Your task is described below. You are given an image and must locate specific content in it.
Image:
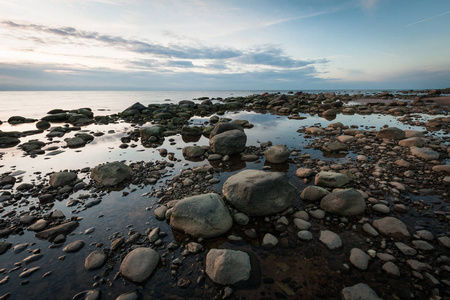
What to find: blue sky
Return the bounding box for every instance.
[0,0,449,90]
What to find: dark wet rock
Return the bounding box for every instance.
[410,147,439,160]
[36,120,51,130]
[13,243,28,254]
[319,230,342,249]
[8,116,26,124]
[170,193,232,238]
[182,146,205,158]
[209,130,247,155]
[315,171,350,188]
[91,161,134,187]
[72,289,101,300]
[206,249,251,285]
[0,136,20,148]
[341,283,381,300]
[63,240,85,253]
[38,194,54,203]
[66,137,86,148]
[382,262,400,277]
[264,144,290,163]
[41,113,69,122]
[323,141,348,152]
[376,127,405,140]
[179,100,195,108]
[120,247,159,283]
[49,172,77,188]
[35,221,79,241]
[84,250,107,270]
[0,176,16,187]
[16,183,33,190]
[111,237,125,252]
[27,219,48,231]
[0,242,11,255]
[19,215,36,225]
[20,140,46,153]
[181,126,202,136]
[223,169,295,216]
[140,126,164,140]
[372,217,410,237]
[300,186,330,201]
[23,253,43,264]
[320,188,366,216]
[209,122,244,138]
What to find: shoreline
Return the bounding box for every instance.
[0,91,449,299]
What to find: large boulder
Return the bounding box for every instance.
[49,172,77,188]
[170,193,232,238]
[91,161,134,187]
[376,127,405,140]
[315,172,350,188]
[209,130,247,155]
[206,249,251,285]
[264,144,290,163]
[209,123,244,138]
[223,170,296,216]
[320,188,366,216]
[120,247,159,283]
[140,126,164,140]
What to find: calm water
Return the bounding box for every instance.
[0,89,406,121]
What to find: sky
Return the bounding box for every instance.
[0,0,449,91]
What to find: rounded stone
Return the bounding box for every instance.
[315,171,350,188]
[264,144,290,163]
[63,240,85,253]
[320,188,366,216]
[120,248,160,283]
[206,249,251,285]
[85,251,107,270]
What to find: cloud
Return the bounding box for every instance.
[360,0,379,11]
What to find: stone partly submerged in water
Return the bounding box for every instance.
[120,247,160,283]
[320,188,366,216]
[49,171,77,188]
[90,161,134,187]
[209,129,247,155]
[341,283,382,300]
[170,193,233,238]
[264,144,290,163]
[315,171,350,188]
[206,249,251,285]
[376,127,405,140]
[223,169,296,216]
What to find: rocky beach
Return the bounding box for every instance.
[0,90,449,300]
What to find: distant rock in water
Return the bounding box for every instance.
[91,161,134,187]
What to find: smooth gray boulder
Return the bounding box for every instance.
[410,147,439,160]
[342,283,381,300]
[209,129,247,155]
[120,247,159,283]
[49,172,77,188]
[170,193,232,238]
[91,161,134,186]
[63,240,85,253]
[209,123,244,138]
[264,144,290,163]
[373,217,410,237]
[223,170,296,216]
[182,146,206,158]
[320,188,366,216]
[376,127,405,140]
[319,230,342,249]
[350,248,370,270]
[140,126,164,140]
[315,171,350,188]
[206,249,251,285]
[85,250,107,270]
[301,186,330,202]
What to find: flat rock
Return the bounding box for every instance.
[320,188,366,216]
[395,242,417,256]
[223,169,295,216]
[432,165,450,173]
[410,147,439,160]
[206,249,251,285]
[49,172,77,188]
[398,137,425,147]
[27,219,48,231]
[295,168,313,178]
[342,283,381,300]
[373,217,410,237]
[63,240,85,253]
[382,262,400,277]
[85,250,107,270]
[337,135,356,143]
[35,221,79,241]
[120,247,159,283]
[376,127,405,140]
[170,193,232,238]
[315,171,350,188]
[319,230,342,249]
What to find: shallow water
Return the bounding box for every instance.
[0,92,449,299]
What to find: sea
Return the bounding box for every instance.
[0,89,399,121]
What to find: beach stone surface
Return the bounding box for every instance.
[209,130,247,155]
[320,188,366,216]
[120,248,160,283]
[376,127,405,140]
[170,193,232,238]
[206,249,251,285]
[410,147,439,160]
[91,161,134,186]
[373,217,410,237]
[300,186,330,201]
[350,248,370,270]
[63,240,85,253]
[49,172,77,188]
[223,169,296,216]
[85,250,107,270]
[264,144,290,163]
[319,230,342,249]
[315,171,350,188]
